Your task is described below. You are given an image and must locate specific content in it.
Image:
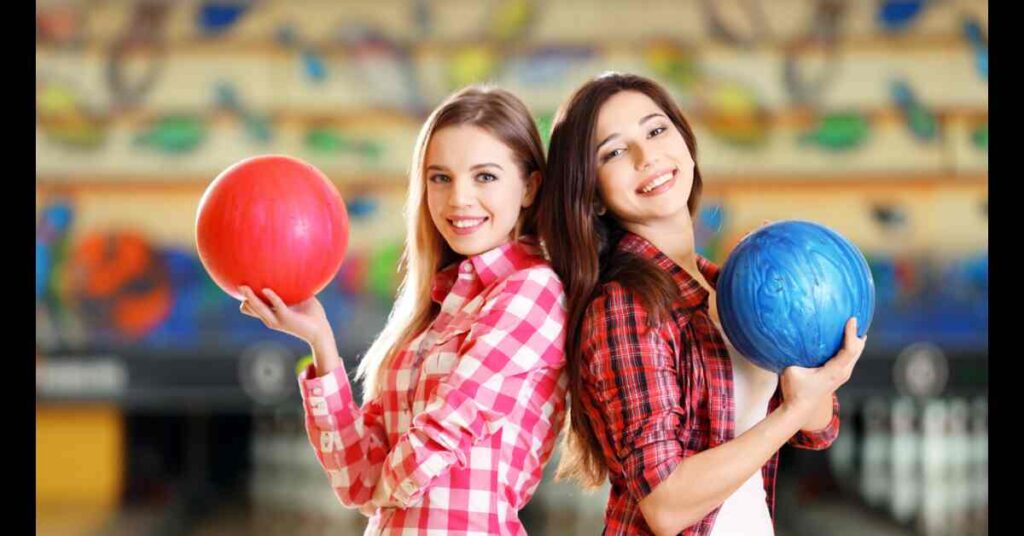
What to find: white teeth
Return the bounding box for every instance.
[640,172,674,193]
[451,218,485,228]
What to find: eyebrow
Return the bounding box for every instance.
[595,113,669,152]
[425,163,504,172]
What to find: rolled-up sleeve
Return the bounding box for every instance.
[582,283,696,501]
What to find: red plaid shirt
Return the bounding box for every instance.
[297,237,568,535]
[580,232,840,536]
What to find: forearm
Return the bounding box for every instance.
[641,404,807,535]
[298,346,388,507]
[309,331,342,377]
[304,410,386,507]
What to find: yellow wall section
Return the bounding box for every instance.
[36,404,124,507]
[719,182,987,257]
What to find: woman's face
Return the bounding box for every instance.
[593,90,695,227]
[425,124,539,257]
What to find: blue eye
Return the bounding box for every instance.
[649,126,667,138]
[476,173,498,183]
[429,174,451,184]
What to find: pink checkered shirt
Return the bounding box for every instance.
[297,236,568,535]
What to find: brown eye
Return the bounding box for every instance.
[602,148,625,162]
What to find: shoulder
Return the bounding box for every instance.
[488,261,563,301]
[481,262,565,318]
[511,262,563,291]
[582,281,657,356]
[584,280,651,327]
[583,278,693,347]
[580,281,678,384]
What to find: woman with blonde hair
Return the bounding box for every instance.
[239,86,567,535]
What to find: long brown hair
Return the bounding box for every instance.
[537,72,704,488]
[357,85,546,399]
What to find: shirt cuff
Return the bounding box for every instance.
[622,428,690,501]
[633,454,683,501]
[297,361,357,431]
[378,433,447,508]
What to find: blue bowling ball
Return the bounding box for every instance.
[716,220,875,372]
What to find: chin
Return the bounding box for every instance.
[444,240,474,256]
[443,235,484,257]
[640,196,689,218]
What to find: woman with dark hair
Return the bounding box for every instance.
[537,72,865,536]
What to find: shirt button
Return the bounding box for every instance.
[462,264,472,273]
[312,387,322,396]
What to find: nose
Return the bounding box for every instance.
[633,140,656,171]
[448,175,474,207]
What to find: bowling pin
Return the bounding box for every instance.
[947,398,971,535]
[860,396,892,509]
[889,396,920,524]
[919,398,949,536]
[969,397,988,536]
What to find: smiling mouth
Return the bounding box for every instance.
[637,169,677,195]
[447,217,488,234]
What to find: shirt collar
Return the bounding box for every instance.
[430,236,544,304]
[616,231,720,306]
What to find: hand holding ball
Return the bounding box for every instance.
[716,220,874,373]
[195,155,349,306]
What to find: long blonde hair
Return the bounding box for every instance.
[356,86,547,399]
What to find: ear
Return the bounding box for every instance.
[521,171,542,208]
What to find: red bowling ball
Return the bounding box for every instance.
[196,155,349,306]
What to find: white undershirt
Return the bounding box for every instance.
[708,293,778,536]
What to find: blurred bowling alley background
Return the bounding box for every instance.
[36,1,988,535]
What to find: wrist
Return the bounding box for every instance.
[778,400,814,433]
[800,395,835,432]
[308,329,336,353]
[308,331,341,377]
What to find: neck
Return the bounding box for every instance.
[621,210,700,275]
